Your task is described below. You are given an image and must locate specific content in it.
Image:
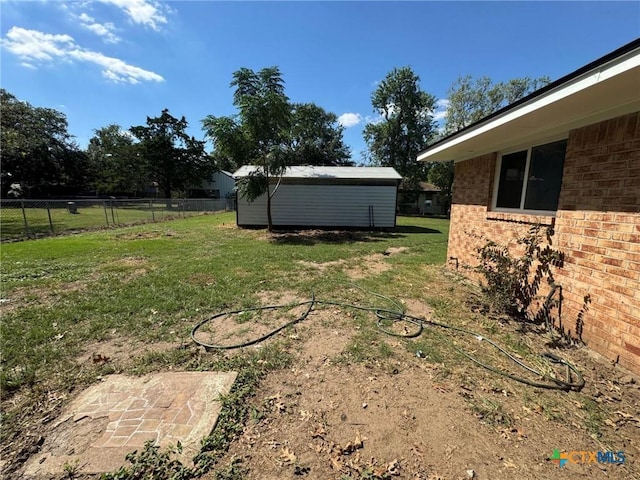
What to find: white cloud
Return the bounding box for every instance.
[77,12,120,43]
[431,98,450,122]
[364,114,384,125]
[99,0,169,30]
[1,28,74,61]
[1,26,164,84]
[20,62,37,69]
[338,112,363,128]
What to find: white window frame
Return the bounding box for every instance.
[491,136,567,216]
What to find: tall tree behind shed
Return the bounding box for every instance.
[289,103,352,166]
[363,66,437,191]
[130,109,209,205]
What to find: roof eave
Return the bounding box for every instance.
[418,38,640,163]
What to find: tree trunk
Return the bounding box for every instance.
[267,187,273,232]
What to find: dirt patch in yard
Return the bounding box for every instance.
[77,338,183,368]
[114,230,178,240]
[0,277,97,315]
[209,301,640,480]
[270,230,391,245]
[298,247,409,280]
[192,294,313,350]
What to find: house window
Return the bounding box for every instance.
[494,139,567,213]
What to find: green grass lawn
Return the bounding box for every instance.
[3,213,637,480]
[0,203,206,241]
[0,213,449,394]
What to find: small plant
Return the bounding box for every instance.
[475,225,564,319]
[63,459,80,479]
[100,441,191,480]
[470,396,512,426]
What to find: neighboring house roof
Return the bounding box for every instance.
[233,165,402,180]
[418,182,441,192]
[399,180,441,192]
[418,38,640,163]
[217,170,234,178]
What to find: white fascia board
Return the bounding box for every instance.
[417,48,640,162]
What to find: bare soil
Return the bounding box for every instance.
[206,302,640,480]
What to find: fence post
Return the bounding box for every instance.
[46,201,54,233]
[150,199,155,222]
[110,201,116,225]
[21,200,30,238]
[103,201,110,226]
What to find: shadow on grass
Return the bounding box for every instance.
[269,225,440,245]
[394,225,441,234]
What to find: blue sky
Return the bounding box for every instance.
[1,1,638,162]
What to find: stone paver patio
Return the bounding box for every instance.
[23,371,237,477]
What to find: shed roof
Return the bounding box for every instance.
[233,166,402,180]
[417,38,640,163]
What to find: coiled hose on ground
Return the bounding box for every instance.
[191,289,584,392]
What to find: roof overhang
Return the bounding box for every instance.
[233,165,402,181]
[418,40,640,163]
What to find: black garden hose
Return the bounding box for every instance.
[191,289,584,391]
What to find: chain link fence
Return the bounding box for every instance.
[0,198,235,241]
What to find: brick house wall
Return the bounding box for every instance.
[447,112,640,374]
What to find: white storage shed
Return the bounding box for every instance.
[233,166,402,229]
[189,170,236,199]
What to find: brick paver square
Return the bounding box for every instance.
[24,371,237,477]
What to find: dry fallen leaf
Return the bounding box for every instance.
[387,458,401,475]
[310,426,326,438]
[299,409,312,421]
[330,456,344,471]
[280,447,296,465]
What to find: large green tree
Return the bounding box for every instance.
[443,75,550,134]
[289,103,352,166]
[203,67,292,231]
[1,89,88,196]
[428,75,551,210]
[363,67,437,190]
[87,124,146,196]
[202,79,353,175]
[130,109,209,203]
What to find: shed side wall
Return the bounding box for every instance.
[446,111,640,374]
[237,184,397,228]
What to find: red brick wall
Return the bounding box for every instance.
[554,112,640,373]
[447,112,640,374]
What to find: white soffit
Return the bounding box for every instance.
[418,46,640,163]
